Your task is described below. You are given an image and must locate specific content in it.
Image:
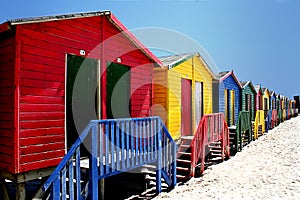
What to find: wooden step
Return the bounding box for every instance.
[181,136,194,141]
[211,153,222,157]
[180,144,190,148]
[210,149,221,153]
[176,167,190,172]
[177,159,191,164]
[176,174,188,179]
[177,151,191,156]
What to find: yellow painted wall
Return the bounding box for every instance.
[167,70,181,140]
[153,54,214,140]
[170,55,213,137]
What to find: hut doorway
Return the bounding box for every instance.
[181,78,192,136]
[224,89,230,125]
[195,81,203,127]
[230,90,235,126]
[106,62,131,119]
[66,54,100,150]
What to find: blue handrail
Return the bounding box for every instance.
[43,116,177,199]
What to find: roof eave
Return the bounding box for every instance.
[109,13,163,67]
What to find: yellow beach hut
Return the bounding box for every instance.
[153,52,217,140]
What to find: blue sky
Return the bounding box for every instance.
[0,0,299,98]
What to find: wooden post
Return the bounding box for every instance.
[0,178,9,200]
[99,179,105,200]
[16,182,26,200]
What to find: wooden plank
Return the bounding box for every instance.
[19,157,63,172]
[20,127,64,138]
[20,104,64,112]
[20,112,64,120]
[20,150,65,164]
[20,134,65,146]
[20,87,64,97]
[20,142,65,154]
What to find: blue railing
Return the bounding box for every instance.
[42,117,177,200]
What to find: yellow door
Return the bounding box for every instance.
[231,90,235,126]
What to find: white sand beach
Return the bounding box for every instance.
[154,116,300,200]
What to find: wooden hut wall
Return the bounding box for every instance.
[0,14,156,174]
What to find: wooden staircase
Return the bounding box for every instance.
[176,136,193,180]
[229,126,239,155]
[205,141,223,168]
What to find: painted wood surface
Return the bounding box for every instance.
[153,53,214,140]
[181,78,192,136]
[0,31,15,173]
[241,81,256,121]
[0,13,157,174]
[218,71,241,126]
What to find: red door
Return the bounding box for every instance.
[181,78,192,136]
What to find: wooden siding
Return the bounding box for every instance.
[153,68,168,124]
[241,84,256,121]
[192,56,213,116]
[167,70,181,140]
[0,32,16,173]
[219,74,240,126]
[1,15,156,174]
[263,89,270,111]
[152,55,214,140]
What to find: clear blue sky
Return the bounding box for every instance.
[1,0,299,99]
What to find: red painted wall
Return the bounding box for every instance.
[0,14,155,174]
[0,31,16,173]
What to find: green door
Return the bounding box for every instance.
[106,62,130,119]
[66,54,99,149]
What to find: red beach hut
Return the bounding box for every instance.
[0,11,161,182]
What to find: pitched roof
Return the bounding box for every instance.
[159,52,217,79]
[217,70,242,89]
[254,84,262,93]
[240,81,257,94]
[216,71,230,80]
[159,52,195,67]
[0,11,163,66]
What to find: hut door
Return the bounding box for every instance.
[230,90,235,126]
[195,81,203,127]
[224,89,230,125]
[181,79,192,136]
[66,55,100,150]
[106,63,130,119]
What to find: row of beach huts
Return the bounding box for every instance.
[0,11,299,199]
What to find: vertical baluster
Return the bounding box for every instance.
[131,120,135,167]
[154,118,157,160]
[143,120,147,163]
[61,166,67,199]
[68,158,74,200]
[147,119,150,162]
[171,133,177,187]
[135,120,139,165]
[99,123,104,177]
[105,122,109,174]
[139,120,143,165]
[111,121,115,172]
[89,122,99,200]
[156,119,162,193]
[75,148,81,200]
[149,118,153,161]
[52,177,61,200]
[121,121,125,170]
[116,121,120,171]
[126,121,130,168]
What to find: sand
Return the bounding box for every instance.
[154,116,300,200]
